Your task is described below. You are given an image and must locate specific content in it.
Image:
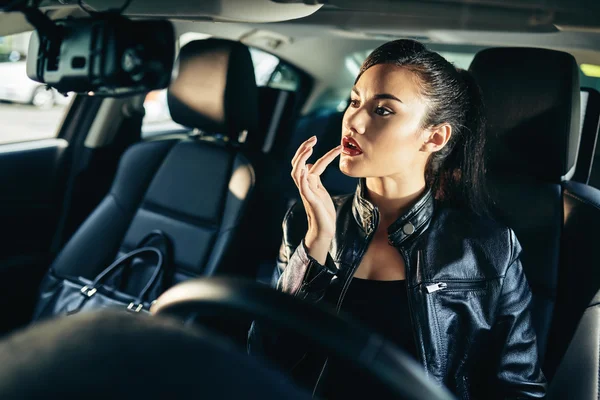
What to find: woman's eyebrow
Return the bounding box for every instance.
[351,87,403,104]
[373,93,403,104]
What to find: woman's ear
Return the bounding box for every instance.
[421,123,452,153]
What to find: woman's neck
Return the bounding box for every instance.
[365,176,427,225]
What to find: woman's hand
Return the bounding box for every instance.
[291,136,342,264]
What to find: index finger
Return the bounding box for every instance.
[309,145,343,176]
[291,136,317,166]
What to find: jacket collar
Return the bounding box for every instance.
[352,178,435,246]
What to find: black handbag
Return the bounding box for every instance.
[33,231,173,321]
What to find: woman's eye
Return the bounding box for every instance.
[375,107,392,116]
[350,99,360,107]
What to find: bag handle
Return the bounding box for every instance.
[80,247,164,312]
[136,230,170,249]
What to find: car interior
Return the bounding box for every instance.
[0,0,600,398]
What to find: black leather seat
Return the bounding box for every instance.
[235,87,302,282]
[470,48,600,381]
[547,289,600,400]
[37,39,260,302]
[546,179,600,382]
[577,87,600,186]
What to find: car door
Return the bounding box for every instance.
[0,31,101,334]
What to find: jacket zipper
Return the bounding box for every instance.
[425,280,487,293]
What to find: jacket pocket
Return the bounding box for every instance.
[423,280,488,294]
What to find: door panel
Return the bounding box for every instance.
[0,139,68,254]
[0,139,70,333]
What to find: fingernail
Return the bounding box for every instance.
[309,136,317,141]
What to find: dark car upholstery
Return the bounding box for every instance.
[577,87,600,185]
[547,288,600,400]
[469,47,600,382]
[37,39,261,307]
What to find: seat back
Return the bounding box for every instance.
[471,48,600,382]
[578,87,600,186]
[47,39,260,288]
[469,47,581,366]
[547,289,600,400]
[545,178,600,380]
[239,87,303,281]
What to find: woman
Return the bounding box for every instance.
[248,40,546,399]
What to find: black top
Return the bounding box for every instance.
[322,278,417,399]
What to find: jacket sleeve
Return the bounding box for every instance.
[493,232,547,399]
[247,201,337,370]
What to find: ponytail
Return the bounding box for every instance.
[438,68,489,216]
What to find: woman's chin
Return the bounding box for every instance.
[339,159,363,178]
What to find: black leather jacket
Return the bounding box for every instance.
[249,179,547,399]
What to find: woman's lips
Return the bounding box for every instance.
[342,137,363,156]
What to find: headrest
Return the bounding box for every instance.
[469,48,581,182]
[167,39,259,141]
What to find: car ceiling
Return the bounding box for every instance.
[1,0,599,92]
[172,20,600,86]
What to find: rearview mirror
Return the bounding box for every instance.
[26,17,175,96]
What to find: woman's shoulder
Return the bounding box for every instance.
[432,205,520,264]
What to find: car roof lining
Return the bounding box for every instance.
[172,20,600,82]
[1,1,599,100]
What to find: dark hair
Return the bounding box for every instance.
[357,40,489,216]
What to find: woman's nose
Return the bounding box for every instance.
[343,106,367,135]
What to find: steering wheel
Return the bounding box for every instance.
[150,277,455,400]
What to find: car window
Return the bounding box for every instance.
[580,64,600,92]
[141,42,301,138]
[309,48,600,114]
[0,32,74,145]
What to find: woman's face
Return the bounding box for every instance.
[340,63,432,180]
